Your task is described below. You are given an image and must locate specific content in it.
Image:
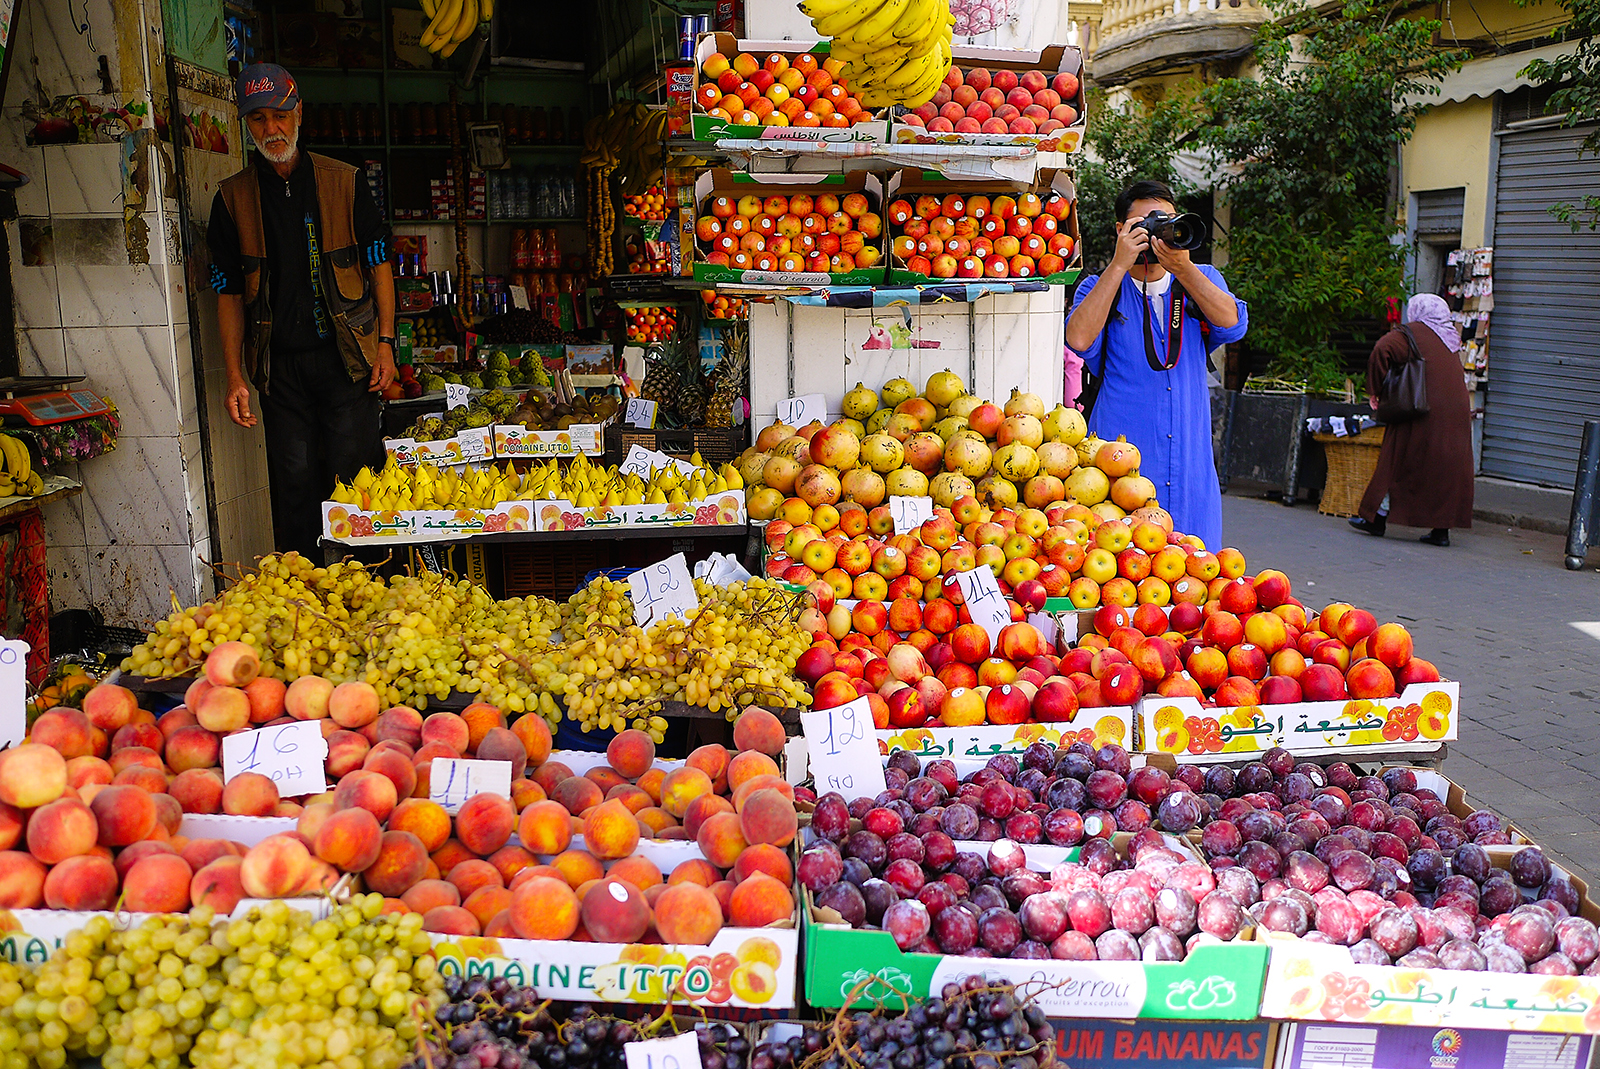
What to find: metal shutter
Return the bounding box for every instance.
[1481,123,1600,486]
[1415,188,1466,234]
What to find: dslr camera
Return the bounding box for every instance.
[1131,210,1206,256]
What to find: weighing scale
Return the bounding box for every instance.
[0,377,110,426]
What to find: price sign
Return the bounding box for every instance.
[775,393,826,428]
[429,758,514,815]
[457,427,491,463]
[800,696,887,800]
[625,399,659,428]
[628,553,698,627]
[620,444,673,480]
[953,565,1013,647]
[509,285,530,311]
[888,495,934,534]
[624,1031,702,1069]
[0,640,27,748]
[445,383,471,410]
[221,721,328,798]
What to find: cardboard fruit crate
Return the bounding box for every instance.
[690,33,889,143]
[882,168,1081,286]
[891,43,1086,153]
[685,169,886,286]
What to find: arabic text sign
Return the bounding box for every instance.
[1284,1022,1591,1069]
[952,566,1012,646]
[624,1031,702,1069]
[775,393,826,428]
[800,697,887,800]
[429,758,514,815]
[445,382,471,410]
[628,553,698,626]
[888,495,933,534]
[220,721,328,797]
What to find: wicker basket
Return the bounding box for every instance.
[1315,427,1386,517]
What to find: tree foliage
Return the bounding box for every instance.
[1519,0,1600,229]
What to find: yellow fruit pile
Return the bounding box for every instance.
[802,0,955,108]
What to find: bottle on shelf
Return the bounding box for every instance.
[568,107,584,145]
[549,108,565,145]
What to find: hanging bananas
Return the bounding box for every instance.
[800,0,954,108]
[0,434,40,498]
[418,0,486,56]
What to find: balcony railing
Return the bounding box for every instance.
[1089,0,1269,82]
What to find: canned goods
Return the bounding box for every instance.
[678,14,697,60]
[694,14,712,37]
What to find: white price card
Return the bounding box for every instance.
[625,399,659,428]
[888,495,934,534]
[800,696,887,800]
[445,382,471,410]
[509,285,530,311]
[221,721,329,798]
[628,553,699,627]
[429,758,514,815]
[953,565,1013,647]
[624,1031,702,1069]
[0,640,27,748]
[775,393,826,428]
[457,426,492,464]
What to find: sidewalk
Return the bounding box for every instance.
[1221,490,1600,884]
[1473,475,1573,537]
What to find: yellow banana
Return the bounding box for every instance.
[451,0,478,42]
[423,0,461,49]
[814,0,887,38]
[481,0,493,17]
[838,0,911,49]
[800,0,856,17]
[883,47,938,89]
[890,0,937,38]
[0,436,27,483]
[420,0,437,15]
[847,43,912,79]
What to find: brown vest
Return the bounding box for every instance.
[218,153,380,391]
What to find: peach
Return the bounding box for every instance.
[726,750,780,793]
[1370,622,1413,670]
[582,800,641,860]
[654,883,723,944]
[26,797,97,863]
[110,745,163,774]
[314,806,383,872]
[670,859,722,887]
[422,905,481,936]
[30,708,96,759]
[124,853,192,912]
[196,686,252,733]
[456,793,516,855]
[476,728,527,772]
[364,830,429,896]
[605,729,656,779]
[0,852,46,907]
[508,876,580,939]
[551,849,604,888]
[324,730,371,777]
[243,676,286,723]
[483,910,515,937]
[272,800,303,818]
[581,877,651,943]
[374,706,424,748]
[113,765,169,794]
[463,885,513,930]
[733,844,793,885]
[362,746,418,799]
[487,844,536,884]
[518,800,575,855]
[223,772,280,817]
[685,746,731,793]
[170,768,224,813]
[1346,658,1397,699]
[151,792,183,835]
[738,789,798,848]
[286,675,334,720]
[90,784,159,847]
[240,834,315,898]
[585,766,629,794]
[728,871,794,927]
[608,855,663,890]
[733,774,796,811]
[297,801,335,842]
[607,784,654,813]
[329,681,381,729]
[420,712,470,754]
[332,769,397,822]
[447,858,504,900]
[552,776,605,815]
[82,683,139,732]
[115,840,175,879]
[204,641,260,687]
[636,767,667,802]
[111,724,164,754]
[683,793,736,838]
[401,878,461,913]
[379,801,445,856]
[189,856,245,914]
[0,804,22,852]
[156,706,198,740]
[732,707,786,756]
[509,714,553,767]
[532,761,574,796]
[510,864,562,890]
[659,767,714,818]
[165,725,220,772]
[65,755,113,790]
[636,807,677,835]
[44,853,119,911]
[460,703,506,752]
[511,778,547,810]
[696,811,749,870]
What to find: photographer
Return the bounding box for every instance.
[1065,179,1248,551]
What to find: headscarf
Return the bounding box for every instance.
[1405,293,1460,352]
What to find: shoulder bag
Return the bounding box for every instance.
[1376,325,1430,424]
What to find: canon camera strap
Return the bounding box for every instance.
[1141,279,1187,372]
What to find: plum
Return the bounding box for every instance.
[1329,850,1377,892]
[1200,821,1244,859]
[971,883,1009,913]
[1051,930,1098,960]
[1080,837,1118,876]
[951,852,987,884]
[977,907,1023,956]
[1315,897,1366,946]
[1544,876,1582,916]
[923,831,956,872]
[931,906,979,953]
[1484,942,1526,972]
[885,832,925,866]
[918,881,958,917]
[1369,907,1418,957]
[1279,772,1315,805]
[940,803,981,840]
[799,845,845,892]
[860,879,899,924]
[1017,768,1050,798]
[1259,897,1310,936]
[816,882,867,927]
[884,768,911,792]
[1005,810,1043,844]
[1556,916,1600,967]
[882,858,925,899]
[1157,792,1203,834]
[1380,768,1417,794]
[1310,793,1350,826]
[1284,851,1330,894]
[1504,909,1557,962]
[1046,778,1087,812]
[1198,892,1246,940]
[1019,891,1070,943]
[1085,770,1128,809]
[909,811,942,837]
[887,750,921,778]
[1215,866,1261,907]
[1140,926,1185,961]
[1348,939,1392,967]
[1368,831,1408,863]
[1531,952,1577,975]
[1111,888,1156,935]
[844,830,888,870]
[975,817,1005,841]
[1155,886,1198,936]
[842,858,873,887]
[1238,841,1284,883]
[1065,889,1112,938]
[1407,848,1448,890]
[986,754,1020,780]
[987,839,1027,878]
[1461,809,1503,838]
[1002,870,1048,906]
[883,899,931,950]
[1055,752,1095,782]
[1262,747,1294,778]
[1437,874,1480,900]
[1095,744,1132,776]
[1044,808,1086,847]
[1113,800,1153,834]
[1021,741,1055,773]
[1204,765,1236,797]
[812,793,851,841]
[1128,766,1172,806]
[1478,877,1518,917]
[1083,811,1117,840]
[905,777,949,811]
[1095,929,1141,960]
[978,781,1016,820]
[1051,862,1098,892]
[1450,841,1492,884]
[1396,948,1443,968]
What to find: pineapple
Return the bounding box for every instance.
[671,333,707,424]
[704,322,746,428]
[638,345,680,408]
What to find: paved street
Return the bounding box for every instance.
[1220,492,1600,885]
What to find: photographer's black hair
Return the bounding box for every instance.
[1114,180,1177,223]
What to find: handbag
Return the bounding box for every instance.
[1376,325,1430,424]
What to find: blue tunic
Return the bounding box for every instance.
[1069,266,1248,551]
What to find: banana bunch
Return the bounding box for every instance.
[0,434,40,498]
[800,0,955,108]
[418,0,492,58]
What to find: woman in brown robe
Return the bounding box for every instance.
[1349,293,1475,546]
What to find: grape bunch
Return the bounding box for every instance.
[816,980,1053,1069]
[409,983,645,1069]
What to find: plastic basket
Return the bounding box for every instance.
[577,567,638,594]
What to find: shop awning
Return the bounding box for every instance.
[1410,42,1572,106]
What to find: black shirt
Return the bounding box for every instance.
[208,152,390,356]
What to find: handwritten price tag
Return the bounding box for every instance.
[628,553,699,627]
[0,640,27,748]
[953,566,1013,647]
[509,285,530,311]
[775,393,826,428]
[800,696,887,800]
[625,399,658,428]
[429,758,514,815]
[445,382,471,410]
[457,427,491,463]
[620,444,673,479]
[221,721,328,798]
[888,495,934,534]
[624,1031,702,1069]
